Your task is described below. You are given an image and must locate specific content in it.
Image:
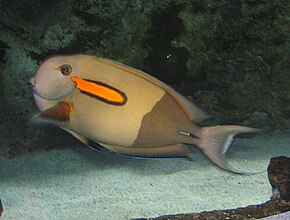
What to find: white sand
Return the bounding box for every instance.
[1,131,289,220]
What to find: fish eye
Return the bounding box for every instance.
[60,64,72,76]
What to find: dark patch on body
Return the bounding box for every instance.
[133,93,194,147]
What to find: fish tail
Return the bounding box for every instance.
[189,125,259,174]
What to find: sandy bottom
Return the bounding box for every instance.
[1,131,289,220]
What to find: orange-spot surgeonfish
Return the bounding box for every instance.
[30,54,259,173]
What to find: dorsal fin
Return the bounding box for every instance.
[96,58,212,122]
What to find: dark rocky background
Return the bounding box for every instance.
[0,0,289,157]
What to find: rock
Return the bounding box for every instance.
[134,200,290,220]
[0,199,3,217]
[267,156,290,201]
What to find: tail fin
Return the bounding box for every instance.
[193,125,259,174]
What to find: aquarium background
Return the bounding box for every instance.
[0,0,289,219]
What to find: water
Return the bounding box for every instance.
[0,1,289,219]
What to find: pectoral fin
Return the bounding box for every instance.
[31,101,73,127]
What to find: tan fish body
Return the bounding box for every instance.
[30,54,258,173]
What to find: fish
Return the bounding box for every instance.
[29,54,259,173]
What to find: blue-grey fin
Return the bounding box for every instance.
[31,101,71,127]
[66,129,108,152]
[87,141,108,152]
[98,143,192,159]
[65,129,89,144]
[112,152,193,161]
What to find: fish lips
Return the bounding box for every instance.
[29,79,76,101]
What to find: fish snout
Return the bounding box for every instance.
[28,77,36,88]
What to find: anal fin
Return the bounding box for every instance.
[100,143,191,159]
[66,129,108,152]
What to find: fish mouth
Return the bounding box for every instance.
[32,81,76,101]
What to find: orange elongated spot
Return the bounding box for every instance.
[71,76,127,106]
